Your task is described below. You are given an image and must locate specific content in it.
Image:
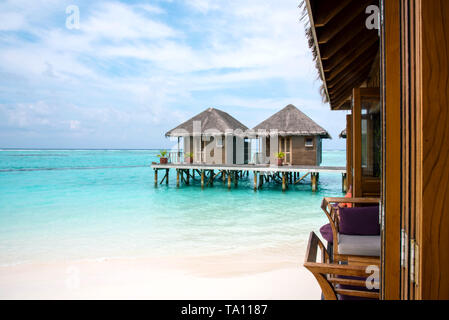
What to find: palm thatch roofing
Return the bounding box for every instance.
[165,108,248,137]
[253,104,331,139]
[340,128,347,139]
[301,0,379,110]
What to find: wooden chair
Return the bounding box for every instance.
[321,197,381,265]
[304,232,380,300]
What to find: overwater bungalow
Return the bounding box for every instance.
[165,108,250,165]
[253,104,330,166]
[302,0,449,300]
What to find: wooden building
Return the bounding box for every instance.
[253,105,330,166]
[303,0,449,300]
[165,108,250,165]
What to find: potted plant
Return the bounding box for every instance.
[185,152,194,164]
[275,152,285,166]
[157,150,168,164]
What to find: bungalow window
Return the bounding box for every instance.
[305,138,314,148]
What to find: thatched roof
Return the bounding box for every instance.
[253,104,331,139]
[165,108,248,137]
[340,129,347,139]
[302,0,379,110]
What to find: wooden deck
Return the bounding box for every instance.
[151,163,347,192]
[151,163,345,173]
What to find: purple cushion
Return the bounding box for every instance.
[339,206,380,236]
[320,224,334,244]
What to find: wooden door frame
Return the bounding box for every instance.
[381,0,402,300]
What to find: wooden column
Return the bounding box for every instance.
[311,173,317,192]
[201,170,205,188]
[186,170,190,185]
[346,114,353,191]
[382,0,401,300]
[176,169,180,187]
[253,172,258,191]
[210,170,214,187]
[342,173,348,193]
[154,169,158,186]
[352,88,362,197]
[228,171,232,189]
[222,171,226,184]
[282,172,286,192]
[234,171,238,187]
[166,169,169,185]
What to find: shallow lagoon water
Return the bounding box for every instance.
[0,150,345,267]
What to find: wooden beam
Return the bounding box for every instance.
[320,28,366,60]
[316,0,372,44]
[254,171,258,191]
[311,173,317,192]
[352,88,362,198]
[324,35,379,73]
[201,170,205,188]
[294,172,311,185]
[314,0,353,27]
[346,114,353,193]
[326,42,379,82]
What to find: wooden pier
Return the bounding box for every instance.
[151,163,347,192]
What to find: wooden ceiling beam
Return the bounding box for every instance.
[327,55,376,89]
[320,23,369,60]
[316,0,373,44]
[328,65,372,95]
[325,42,378,82]
[330,74,370,106]
[314,0,353,27]
[323,35,379,73]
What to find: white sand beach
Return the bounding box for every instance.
[0,256,321,300]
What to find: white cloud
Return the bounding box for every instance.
[82,2,178,41]
[0,0,336,148]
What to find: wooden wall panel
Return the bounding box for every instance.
[291,136,318,166]
[416,0,449,300]
[381,0,402,300]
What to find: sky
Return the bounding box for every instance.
[0,0,348,150]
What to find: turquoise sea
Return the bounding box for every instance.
[0,150,345,268]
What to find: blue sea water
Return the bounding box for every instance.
[0,150,345,267]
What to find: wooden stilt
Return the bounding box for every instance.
[228,171,232,189]
[282,172,286,192]
[176,169,180,187]
[289,173,293,184]
[312,173,317,192]
[166,169,169,185]
[234,171,238,187]
[254,171,258,191]
[201,170,205,188]
[154,169,158,186]
[186,170,190,185]
[223,171,226,184]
